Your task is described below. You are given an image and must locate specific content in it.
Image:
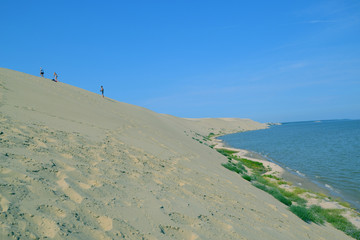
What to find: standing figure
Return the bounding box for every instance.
[40,67,44,77]
[53,72,58,82]
[100,86,104,98]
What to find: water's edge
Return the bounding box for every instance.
[217,120,360,211]
[219,139,332,198]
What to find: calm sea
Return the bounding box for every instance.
[218,120,360,210]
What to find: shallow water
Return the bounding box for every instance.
[219,119,360,210]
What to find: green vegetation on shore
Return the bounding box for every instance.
[215,148,360,240]
[187,131,359,239]
[221,162,246,174]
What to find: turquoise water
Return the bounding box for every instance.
[219,120,360,210]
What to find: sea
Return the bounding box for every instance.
[218,119,360,211]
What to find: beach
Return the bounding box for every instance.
[212,137,360,231]
[0,68,356,239]
[214,138,330,195]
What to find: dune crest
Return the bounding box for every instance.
[0,68,352,239]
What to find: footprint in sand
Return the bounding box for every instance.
[56,172,83,203]
[159,225,199,240]
[169,212,197,225]
[87,179,102,188]
[46,137,57,143]
[153,178,163,185]
[97,216,113,231]
[37,204,66,218]
[61,153,73,159]
[178,181,187,187]
[0,194,10,212]
[34,139,47,148]
[266,203,278,212]
[11,127,23,134]
[33,216,59,238]
[78,181,92,189]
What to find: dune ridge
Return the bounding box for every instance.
[0,68,353,239]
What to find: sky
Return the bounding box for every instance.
[1,0,360,123]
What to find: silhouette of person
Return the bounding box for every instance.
[100,86,104,98]
[40,67,44,77]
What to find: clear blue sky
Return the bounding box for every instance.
[1,0,359,123]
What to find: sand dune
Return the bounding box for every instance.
[0,68,352,239]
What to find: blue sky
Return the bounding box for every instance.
[1,0,360,122]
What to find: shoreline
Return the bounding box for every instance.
[2,68,358,239]
[210,137,360,229]
[213,137,331,196]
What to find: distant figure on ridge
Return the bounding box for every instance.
[40,67,44,77]
[53,72,58,82]
[100,86,104,98]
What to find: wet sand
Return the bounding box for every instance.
[242,150,330,195]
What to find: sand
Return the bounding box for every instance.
[0,68,354,239]
[212,139,360,230]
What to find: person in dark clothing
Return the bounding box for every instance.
[40,67,44,77]
[100,86,104,98]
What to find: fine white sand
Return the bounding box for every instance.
[0,68,354,239]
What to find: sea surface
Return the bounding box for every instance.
[218,119,360,210]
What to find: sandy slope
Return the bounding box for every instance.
[0,68,352,239]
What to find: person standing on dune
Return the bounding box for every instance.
[100,86,104,98]
[53,72,58,82]
[40,67,44,77]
